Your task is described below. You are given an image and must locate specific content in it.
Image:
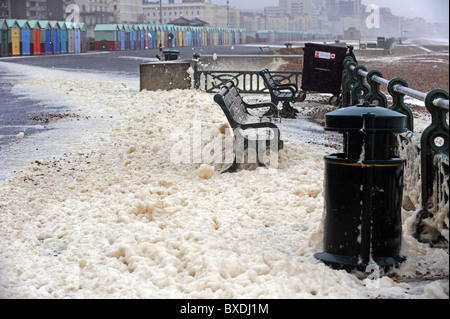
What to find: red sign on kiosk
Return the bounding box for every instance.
[315,51,336,60]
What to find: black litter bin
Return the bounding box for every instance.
[163,49,180,61]
[300,43,356,105]
[377,37,386,49]
[315,102,407,272]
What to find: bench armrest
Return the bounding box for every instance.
[276,83,298,91]
[244,101,279,116]
[273,85,297,95]
[240,121,281,131]
[239,122,283,147]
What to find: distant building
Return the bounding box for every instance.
[9,0,71,20]
[265,0,318,31]
[114,0,143,24]
[169,15,209,26]
[0,0,9,19]
[142,0,215,26]
[240,12,265,34]
[325,0,361,20]
[344,27,360,40]
[213,4,240,28]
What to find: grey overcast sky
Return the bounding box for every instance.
[210,0,449,24]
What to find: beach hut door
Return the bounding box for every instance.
[1,30,7,56]
[12,28,20,55]
[75,29,81,53]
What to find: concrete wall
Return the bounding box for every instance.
[140,61,193,91]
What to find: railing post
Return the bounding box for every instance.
[340,57,352,107]
[193,53,200,89]
[340,57,358,107]
[365,70,388,108]
[421,89,449,208]
[388,78,414,132]
[413,88,449,246]
[353,65,370,104]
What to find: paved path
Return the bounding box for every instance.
[0,44,280,76]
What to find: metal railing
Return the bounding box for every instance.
[192,53,303,93]
[341,56,449,246]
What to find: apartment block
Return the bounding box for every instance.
[142,0,214,26]
[75,0,116,26]
[0,0,9,19]
[9,0,71,20]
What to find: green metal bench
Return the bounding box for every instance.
[259,68,301,119]
[213,81,284,173]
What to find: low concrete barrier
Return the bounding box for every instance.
[140,61,193,91]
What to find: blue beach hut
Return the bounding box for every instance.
[58,21,67,53]
[37,21,52,54]
[49,21,60,54]
[16,19,31,55]
[74,23,81,53]
[118,24,125,51]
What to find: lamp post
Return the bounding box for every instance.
[159,0,163,25]
[159,0,163,49]
[227,0,230,28]
[7,0,11,19]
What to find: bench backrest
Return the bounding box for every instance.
[259,69,278,89]
[214,81,247,126]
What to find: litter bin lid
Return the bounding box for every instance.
[163,49,180,54]
[325,101,406,133]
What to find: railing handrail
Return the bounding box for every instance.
[198,70,300,74]
[349,64,449,110]
[194,54,304,59]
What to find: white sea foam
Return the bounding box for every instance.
[0,61,447,299]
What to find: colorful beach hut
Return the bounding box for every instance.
[27,20,41,55]
[142,25,148,49]
[144,25,150,49]
[117,24,124,51]
[16,20,31,55]
[58,21,67,53]
[138,25,146,49]
[129,25,136,50]
[37,21,52,54]
[66,22,75,53]
[49,21,60,54]
[0,19,8,57]
[5,19,20,56]
[147,25,156,49]
[94,24,120,51]
[79,23,87,53]
[134,25,141,50]
[74,23,81,53]
[157,25,166,48]
[122,24,130,50]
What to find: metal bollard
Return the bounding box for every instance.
[315,101,407,272]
